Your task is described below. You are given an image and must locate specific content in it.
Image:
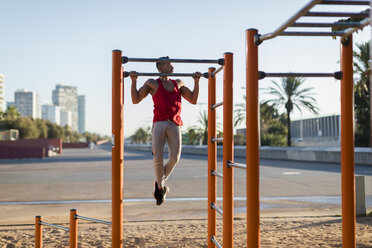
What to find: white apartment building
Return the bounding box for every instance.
[42,103,61,125]
[78,95,85,133]
[0,74,4,112]
[14,89,41,119]
[60,109,72,128]
[52,84,78,131]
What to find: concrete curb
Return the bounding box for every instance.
[124,144,371,166]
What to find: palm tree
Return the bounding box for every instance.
[353,42,370,147]
[197,110,208,145]
[188,110,221,145]
[130,127,151,144]
[234,96,280,127]
[262,77,319,146]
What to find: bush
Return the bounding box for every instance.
[261,133,286,146]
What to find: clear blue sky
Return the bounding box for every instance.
[1,0,370,136]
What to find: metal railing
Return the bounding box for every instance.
[39,221,70,231]
[35,209,112,248]
[75,215,111,225]
[35,216,70,248]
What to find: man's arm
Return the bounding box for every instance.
[130,71,152,104]
[179,72,201,105]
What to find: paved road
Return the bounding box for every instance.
[0,145,370,224]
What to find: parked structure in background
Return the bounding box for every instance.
[15,89,41,119]
[0,129,19,141]
[0,74,4,112]
[42,103,61,125]
[291,115,340,147]
[52,84,78,131]
[78,95,85,133]
[60,109,72,128]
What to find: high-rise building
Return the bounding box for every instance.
[0,74,4,112]
[52,84,78,131]
[78,95,85,133]
[6,102,15,109]
[60,109,72,128]
[42,103,61,125]
[14,89,41,118]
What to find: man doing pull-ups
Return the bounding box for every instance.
[130,57,201,205]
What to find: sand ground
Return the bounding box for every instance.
[0,216,371,248]
[1,148,371,247]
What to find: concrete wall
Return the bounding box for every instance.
[124,144,371,166]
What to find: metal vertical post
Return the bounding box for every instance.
[340,35,356,248]
[370,2,372,148]
[70,209,78,248]
[112,49,124,248]
[35,216,42,248]
[208,67,217,248]
[246,29,260,248]
[223,52,234,248]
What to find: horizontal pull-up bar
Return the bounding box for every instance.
[211,202,223,216]
[122,56,225,66]
[39,221,70,231]
[75,215,112,225]
[305,11,370,18]
[211,102,223,110]
[280,31,345,36]
[211,169,223,179]
[319,0,371,5]
[227,161,247,170]
[123,71,209,78]
[211,66,224,77]
[210,137,223,143]
[343,17,370,36]
[211,236,222,248]
[259,71,342,79]
[256,0,322,44]
[291,21,364,28]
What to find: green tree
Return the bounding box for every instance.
[262,77,319,146]
[3,106,20,120]
[13,117,39,139]
[353,41,370,147]
[130,127,150,144]
[45,121,65,139]
[184,128,201,145]
[196,110,208,145]
[35,119,48,138]
[234,99,287,146]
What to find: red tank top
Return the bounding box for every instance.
[152,78,183,126]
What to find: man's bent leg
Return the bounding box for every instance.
[164,121,182,181]
[152,121,167,189]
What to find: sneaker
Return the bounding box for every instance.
[157,186,169,206]
[153,181,162,202]
[162,186,169,202]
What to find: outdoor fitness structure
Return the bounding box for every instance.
[34,0,370,247]
[243,1,370,248]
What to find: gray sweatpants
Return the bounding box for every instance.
[152,120,182,189]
